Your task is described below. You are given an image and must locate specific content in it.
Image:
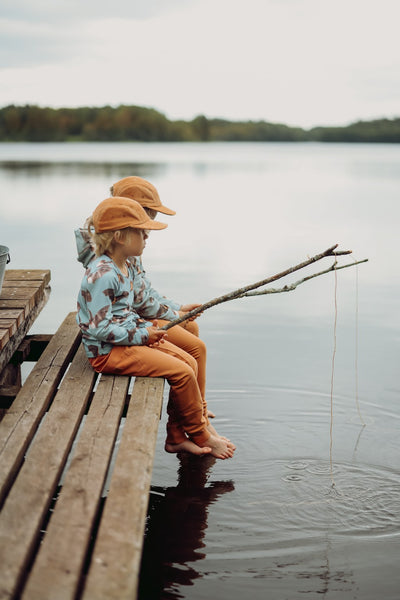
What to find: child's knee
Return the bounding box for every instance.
[197,338,206,359]
[178,360,198,383]
[186,354,198,376]
[185,320,199,337]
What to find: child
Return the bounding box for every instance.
[76,196,234,459]
[110,176,218,420]
[110,177,200,333]
[75,176,216,421]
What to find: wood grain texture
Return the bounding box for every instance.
[0,312,81,506]
[22,374,130,600]
[0,270,50,367]
[0,345,96,599]
[82,377,164,600]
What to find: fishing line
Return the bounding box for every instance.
[329,259,338,487]
[329,256,366,488]
[354,258,365,425]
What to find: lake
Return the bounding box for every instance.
[0,141,399,599]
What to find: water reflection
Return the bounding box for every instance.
[0,142,399,599]
[139,454,234,600]
[0,160,166,177]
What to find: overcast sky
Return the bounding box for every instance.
[0,0,399,128]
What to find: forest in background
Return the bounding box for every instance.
[0,104,399,143]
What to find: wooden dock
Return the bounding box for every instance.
[0,271,165,600]
[0,269,51,382]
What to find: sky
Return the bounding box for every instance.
[0,0,399,128]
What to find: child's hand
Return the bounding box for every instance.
[179,303,203,321]
[146,320,167,347]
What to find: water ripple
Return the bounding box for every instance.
[220,459,400,542]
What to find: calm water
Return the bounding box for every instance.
[0,142,399,599]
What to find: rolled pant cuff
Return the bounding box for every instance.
[166,430,187,445]
[190,430,210,445]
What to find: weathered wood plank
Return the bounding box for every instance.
[0,312,80,506]
[22,374,130,600]
[0,287,44,312]
[0,329,10,351]
[82,377,164,600]
[0,299,30,312]
[1,282,44,289]
[4,270,51,286]
[0,345,96,600]
[0,289,49,373]
[0,319,18,337]
[0,309,25,325]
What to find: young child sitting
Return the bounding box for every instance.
[75,176,216,421]
[76,196,235,459]
[110,176,217,422]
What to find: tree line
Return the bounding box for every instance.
[0,104,399,143]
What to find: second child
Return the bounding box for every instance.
[76,196,235,459]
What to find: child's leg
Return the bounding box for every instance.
[179,319,199,337]
[90,342,207,444]
[183,319,218,419]
[154,335,233,448]
[155,319,209,420]
[90,343,234,459]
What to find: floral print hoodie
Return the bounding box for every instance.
[76,255,152,358]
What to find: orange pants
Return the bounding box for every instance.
[154,319,207,412]
[89,338,209,445]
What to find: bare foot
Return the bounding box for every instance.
[207,409,216,418]
[165,439,212,456]
[199,433,235,459]
[207,423,236,450]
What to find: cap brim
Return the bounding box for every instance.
[156,204,176,216]
[140,218,167,230]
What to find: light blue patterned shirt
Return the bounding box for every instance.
[76,255,152,358]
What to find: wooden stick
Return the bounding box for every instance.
[243,259,369,297]
[160,244,361,331]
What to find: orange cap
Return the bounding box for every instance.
[111,176,176,216]
[93,197,167,233]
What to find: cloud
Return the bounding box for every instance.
[0,0,189,23]
[0,18,91,68]
[0,0,190,68]
[0,0,399,126]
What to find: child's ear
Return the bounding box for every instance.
[113,230,122,244]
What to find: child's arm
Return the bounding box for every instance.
[75,228,96,268]
[146,320,167,346]
[131,259,202,322]
[179,303,203,321]
[131,257,180,321]
[78,266,150,347]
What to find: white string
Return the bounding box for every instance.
[329,260,338,487]
[354,259,365,425]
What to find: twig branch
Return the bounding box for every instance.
[160,244,363,331]
[242,259,368,297]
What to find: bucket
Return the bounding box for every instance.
[0,245,10,295]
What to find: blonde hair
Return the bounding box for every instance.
[85,216,137,257]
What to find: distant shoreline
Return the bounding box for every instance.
[1,105,399,143]
[1,140,399,145]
